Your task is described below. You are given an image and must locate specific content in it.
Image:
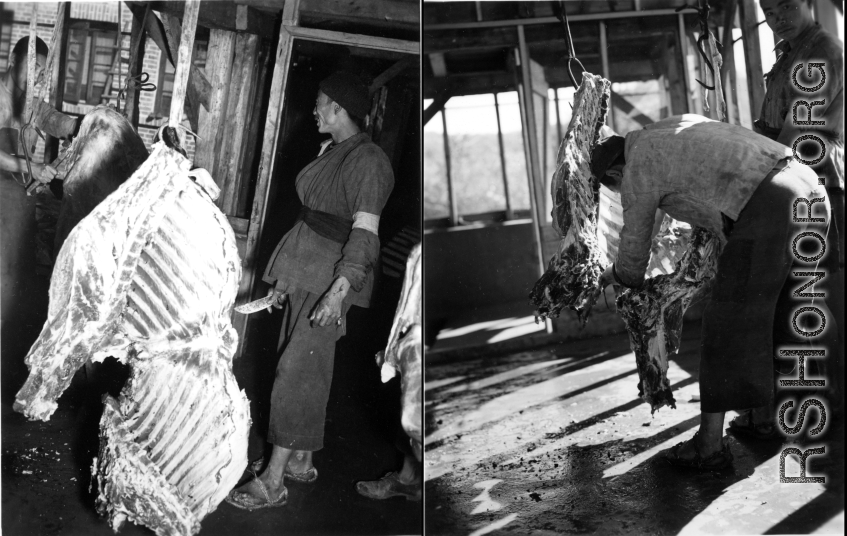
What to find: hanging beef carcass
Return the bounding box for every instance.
[53,105,149,256]
[14,141,250,536]
[377,243,422,460]
[530,72,721,413]
[530,74,610,323]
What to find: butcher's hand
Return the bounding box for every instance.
[598,264,615,291]
[267,280,289,310]
[309,276,350,328]
[32,163,58,184]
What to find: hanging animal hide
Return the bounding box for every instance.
[377,243,422,460]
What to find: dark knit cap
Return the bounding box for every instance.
[319,71,370,119]
[590,134,626,180]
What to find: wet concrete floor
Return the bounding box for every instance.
[1,303,422,536]
[424,322,844,535]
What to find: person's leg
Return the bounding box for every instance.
[397,452,421,484]
[231,289,345,504]
[670,162,806,460]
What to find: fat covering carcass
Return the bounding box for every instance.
[14,141,250,536]
[530,72,721,413]
[377,243,422,460]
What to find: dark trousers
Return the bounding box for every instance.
[268,288,349,451]
[700,160,840,413]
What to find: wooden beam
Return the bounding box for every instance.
[133,1,275,36]
[124,3,148,130]
[423,91,450,126]
[45,2,70,163]
[24,6,37,124]
[368,57,415,94]
[281,0,301,26]
[285,26,418,54]
[738,0,765,125]
[125,3,211,111]
[219,33,260,214]
[236,40,272,218]
[160,12,203,132]
[424,71,514,99]
[298,0,418,30]
[238,24,295,319]
[429,53,447,77]
[195,29,236,176]
[168,0,200,137]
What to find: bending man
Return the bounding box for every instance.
[595,114,838,469]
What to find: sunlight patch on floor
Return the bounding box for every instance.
[487,320,545,343]
[425,376,468,391]
[467,513,519,536]
[678,450,829,535]
[425,358,696,482]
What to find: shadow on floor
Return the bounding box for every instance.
[424,321,844,535]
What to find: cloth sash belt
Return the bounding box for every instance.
[297,205,352,244]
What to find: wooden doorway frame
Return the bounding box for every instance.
[232,0,419,355]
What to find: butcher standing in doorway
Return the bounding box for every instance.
[227,71,394,510]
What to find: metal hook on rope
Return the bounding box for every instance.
[676,0,720,90]
[554,1,585,89]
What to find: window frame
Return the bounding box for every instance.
[424,91,527,228]
[63,20,120,105]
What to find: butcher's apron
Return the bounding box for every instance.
[699,159,840,412]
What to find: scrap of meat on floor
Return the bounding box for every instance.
[14,141,249,536]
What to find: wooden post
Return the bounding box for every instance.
[441,110,458,226]
[236,41,271,218]
[678,13,696,114]
[167,0,201,144]
[219,33,259,214]
[515,27,554,334]
[194,29,236,178]
[45,3,70,163]
[738,0,765,125]
[24,6,38,124]
[124,4,148,130]
[157,11,211,131]
[234,22,295,352]
[494,92,512,219]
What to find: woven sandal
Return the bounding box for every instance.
[664,432,734,470]
[285,465,318,484]
[225,477,288,511]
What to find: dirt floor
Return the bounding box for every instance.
[424,321,845,535]
[1,304,422,536]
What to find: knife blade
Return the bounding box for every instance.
[234,294,279,315]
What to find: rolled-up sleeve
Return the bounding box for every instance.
[334,146,395,291]
[615,185,661,289]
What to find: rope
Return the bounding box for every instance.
[676,0,720,91]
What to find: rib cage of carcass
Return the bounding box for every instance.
[529,72,722,413]
[14,141,250,536]
[378,243,422,461]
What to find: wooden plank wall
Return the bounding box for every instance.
[195,29,236,176]
[218,33,260,214]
